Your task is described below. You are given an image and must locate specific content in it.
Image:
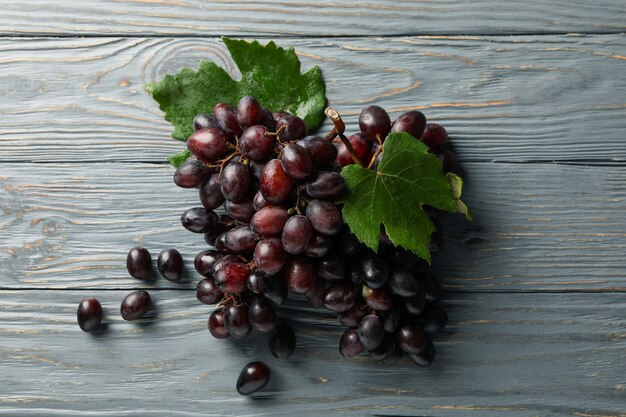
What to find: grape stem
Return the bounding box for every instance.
[325,108,364,167]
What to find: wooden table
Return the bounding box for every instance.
[1,2,625,416]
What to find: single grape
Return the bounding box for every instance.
[359,255,389,289]
[196,278,224,305]
[263,276,288,305]
[350,264,364,286]
[337,301,366,327]
[204,221,231,247]
[318,254,347,281]
[362,286,393,311]
[157,249,183,282]
[306,199,342,236]
[214,262,249,294]
[212,254,240,275]
[251,205,290,237]
[416,273,442,303]
[126,246,152,280]
[193,113,218,131]
[276,114,308,141]
[248,296,276,332]
[236,96,263,130]
[225,197,256,223]
[269,324,296,359]
[220,226,259,254]
[395,322,426,354]
[213,102,242,142]
[339,328,364,357]
[283,256,316,294]
[194,250,221,278]
[358,314,385,350]
[420,305,448,333]
[254,238,288,275]
[381,342,404,365]
[247,270,267,293]
[260,159,294,204]
[407,339,436,366]
[224,303,252,339]
[181,207,218,233]
[379,306,400,333]
[281,215,312,255]
[369,334,396,361]
[280,144,313,179]
[323,282,355,312]
[359,105,391,142]
[120,290,151,321]
[421,123,448,152]
[303,233,333,258]
[335,133,371,167]
[296,136,337,167]
[236,361,271,395]
[388,268,419,297]
[173,159,210,189]
[239,125,273,161]
[77,297,103,332]
[390,110,427,139]
[208,307,230,339]
[252,190,270,211]
[220,162,251,203]
[403,291,426,315]
[305,171,345,199]
[260,108,276,130]
[199,174,225,210]
[187,128,229,163]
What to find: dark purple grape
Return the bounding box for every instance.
[174,159,210,188]
[252,190,270,211]
[212,254,240,275]
[260,108,276,130]
[120,290,151,321]
[225,197,256,223]
[417,273,442,303]
[126,246,152,280]
[391,111,427,139]
[237,96,262,130]
[421,123,447,152]
[247,270,267,293]
[395,322,426,354]
[305,171,345,199]
[358,314,385,351]
[283,256,316,294]
[254,238,288,275]
[251,205,289,237]
[318,254,347,281]
[269,324,296,359]
[260,159,294,203]
[239,125,273,161]
[263,276,288,305]
[214,262,249,294]
[213,103,242,142]
[193,113,218,131]
[306,200,342,236]
[335,133,371,167]
[323,282,355,312]
[420,305,448,333]
[224,304,252,339]
[336,228,362,258]
[359,105,391,142]
[199,174,225,210]
[181,207,218,233]
[379,306,400,333]
[77,297,103,332]
[388,268,419,297]
[276,114,308,141]
[157,249,183,282]
[340,328,364,357]
[208,308,230,339]
[220,226,258,254]
[337,301,366,327]
[296,136,337,167]
[249,160,266,181]
[359,255,389,289]
[362,286,393,311]
[194,250,221,278]
[381,343,404,365]
[248,296,276,332]
[187,128,229,163]
[404,291,426,315]
[303,233,333,258]
[281,215,312,255]
[236,361,270,395]
[220,162,250,203]
[280,144,313,179]
[407,339,435,366]
[369,334,396,361]
[196,278,224,305]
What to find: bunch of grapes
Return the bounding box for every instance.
[172,96,456,373]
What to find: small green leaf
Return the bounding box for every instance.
[147,37,326,142]
[340,133,470,263]
[167,149,192,168]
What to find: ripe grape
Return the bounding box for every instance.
[214,102,242,141]
[260,108,276,130]
[194,250,221,278]
[421,123,448,152]
[252,190,270,211]
[362,286,393,311]
[323,282,355,312]
[236,361,271,395]
[173,159,210,188]
[224,303,252,339]
[358,314,385,350]
[296,136,337,167]
[339,328,364,357]
[359,105,391,142]
[391,110,427,139]
[395,322,426,354]
[196,278,224,305]
[249,160,266,181]
[208,308,230,339]
[387,268,419,297]
[303,233,333,258]
[187,128,229,163]
[306,171,345,199]
[369,334,396,361]
[381,343,404,365]
[120,290,151,321]
[276,114,308,141]
[248,296,276,332]
[214,262,249,294]
[263,275,288,305]
[77,297,103,332]
[317,254,347,281]
[260,159,294,203]
[194,113,218,131]
[359,255,389,289]
[407,339,435,366]
[281,215,312,255]
[403,291,426,315]
[379,306,400,333]
[283,256,316,294]
[157,249,183,282]
[306,199,342,236]
[220,162,251,203]
[247,270,267,294]
[225,197,256,223]
[337,302,366,327]
[126,246,152,280]
[280,144,313,179]
[239,125,273,161]
[254,238,288,275]
[221,226,259,254]
[237,96,263,130]
[199,174,225,210]
[335,133,371,167]
[251,205,289,237]
[336,228,362,257]
[181,207,217,233]
[269,324,296,359]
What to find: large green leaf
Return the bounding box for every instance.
[340,133,471,262]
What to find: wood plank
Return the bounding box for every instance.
[0,35,625,163]
[1,0,624,36]
[2,162,626,291]
[0,290,624,416]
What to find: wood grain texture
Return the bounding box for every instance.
[1,35,625,163]
[0,290,624,416]
[2,162,625,291]
[1,0,624,36]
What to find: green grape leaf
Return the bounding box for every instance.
[339,132,471,263]
[146,37,326,166]
[166,149,192,168]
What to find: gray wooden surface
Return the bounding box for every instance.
[1,1,625,416]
